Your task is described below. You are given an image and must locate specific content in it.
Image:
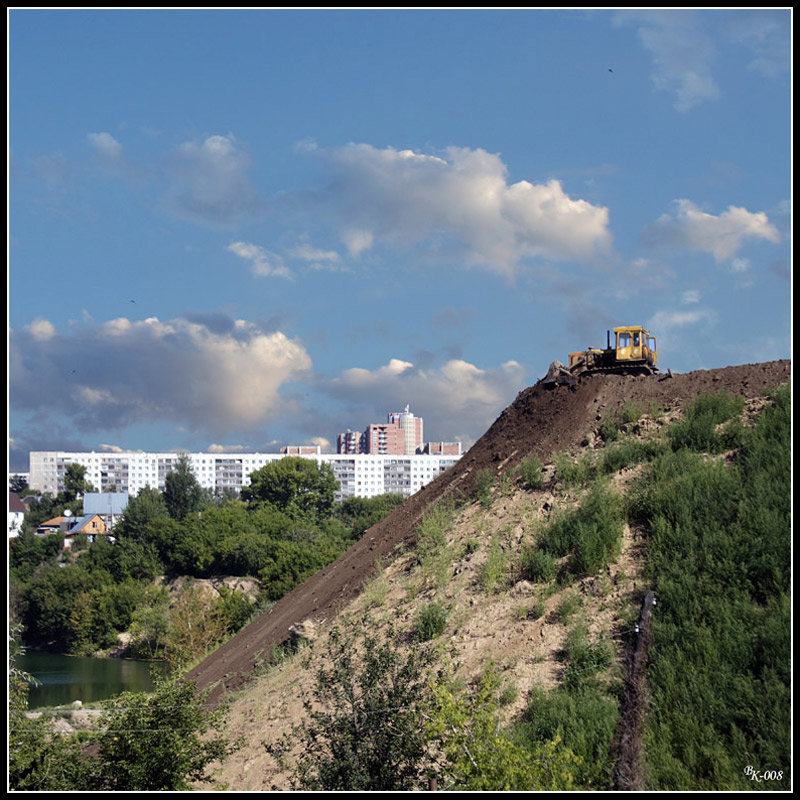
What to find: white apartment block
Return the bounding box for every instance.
[28,450,462,502]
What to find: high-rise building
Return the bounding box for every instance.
[388,406,424,455]
[338,406,427,455]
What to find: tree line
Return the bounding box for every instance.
[10,456,404,662]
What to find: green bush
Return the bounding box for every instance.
[519,456,545,490]
[540,483,624,576]
[553,451,595,487]
[636,385,790,790]
[515,684,619,789]
[560,623,613,689]
[620,400,643,425]
[668,390,746,453]
[555,592,581,624]
[293,620,438,791]
[521,547,558,583]
[415,599,449,641]
[600,438,664,474]
[480,537,508,593]
[414,501,455,587]
[475,468,495,507]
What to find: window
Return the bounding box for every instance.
[633,331,640,347]
[618,332,631,348]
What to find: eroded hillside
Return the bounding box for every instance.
[185,360,790,710]
[191,358,790,790]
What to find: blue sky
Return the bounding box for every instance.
[8,9,791,473]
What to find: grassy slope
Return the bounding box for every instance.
[200,385,791,791]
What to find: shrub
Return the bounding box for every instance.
[569,484,624,575]
[91,676,234,791]
[414,501,455,587]
[521,547,558,583]
[515,684,619,789]
[635,385,790,790]
[539,483,624,576]
[292,620,438,791]
[600,438,663,474]
[599,413,621,443]
[560,623,613,689]
[555,592,581,624]
[620,400,643,425]
[475,468,495,507]
[668,390,746,453]
[519,456,545,490]
[553,451,595,488]
[416,599,449,641]
[481,537,508,593]
[429,664,580,790]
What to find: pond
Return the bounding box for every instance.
[17,651,168,709]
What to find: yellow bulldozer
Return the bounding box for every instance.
[544,325,658,386]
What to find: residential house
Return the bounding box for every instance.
[63,513,109,548]
[8,493,27,537]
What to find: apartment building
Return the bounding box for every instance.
[28,449,462,501]
[337,406,459,457]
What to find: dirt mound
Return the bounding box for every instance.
[185,360,790,706]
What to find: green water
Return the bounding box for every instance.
[18,652,167,709]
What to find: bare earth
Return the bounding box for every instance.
[183,359,790,790]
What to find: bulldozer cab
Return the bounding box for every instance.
[614,326,657,366]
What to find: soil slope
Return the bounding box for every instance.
[185,360,790,707]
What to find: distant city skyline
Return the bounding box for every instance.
[9,9,791,474]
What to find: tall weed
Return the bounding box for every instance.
[637,385,790,790]
[668,389,746,453]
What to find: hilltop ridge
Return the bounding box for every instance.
[185,359,790,708]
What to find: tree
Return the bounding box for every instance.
[163,454,204,520]
[90,676,235,791]
[64,462,93,501]
[427,664,580,790]
[113,486,169,542]
[165,583,228,668]
[242,457,338,521]
[10,473,29,493]
[292,619,439,791]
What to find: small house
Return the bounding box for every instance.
[63,513,109,547]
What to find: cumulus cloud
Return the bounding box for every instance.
[227,241,293,278]
[27,318,57,341]
[616,11,720,111]
[165,134,261,224]
[307,143,613,277]
[641,199,780,262]
[325,356,526,446]
[10,315,312,436]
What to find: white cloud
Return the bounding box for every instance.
[208,443,252,453]
[308,143,613,277]
[165,134,261,224]
[10,315,312,435]
[87,131,123,159]
[27,318,57,341]
[228,241,293,278]
[641,199,780,262]
[288,243,341,264]
[723,11,790,77]
[648,308,717,335]
[616,11,719,112]
[681,289,701,304]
